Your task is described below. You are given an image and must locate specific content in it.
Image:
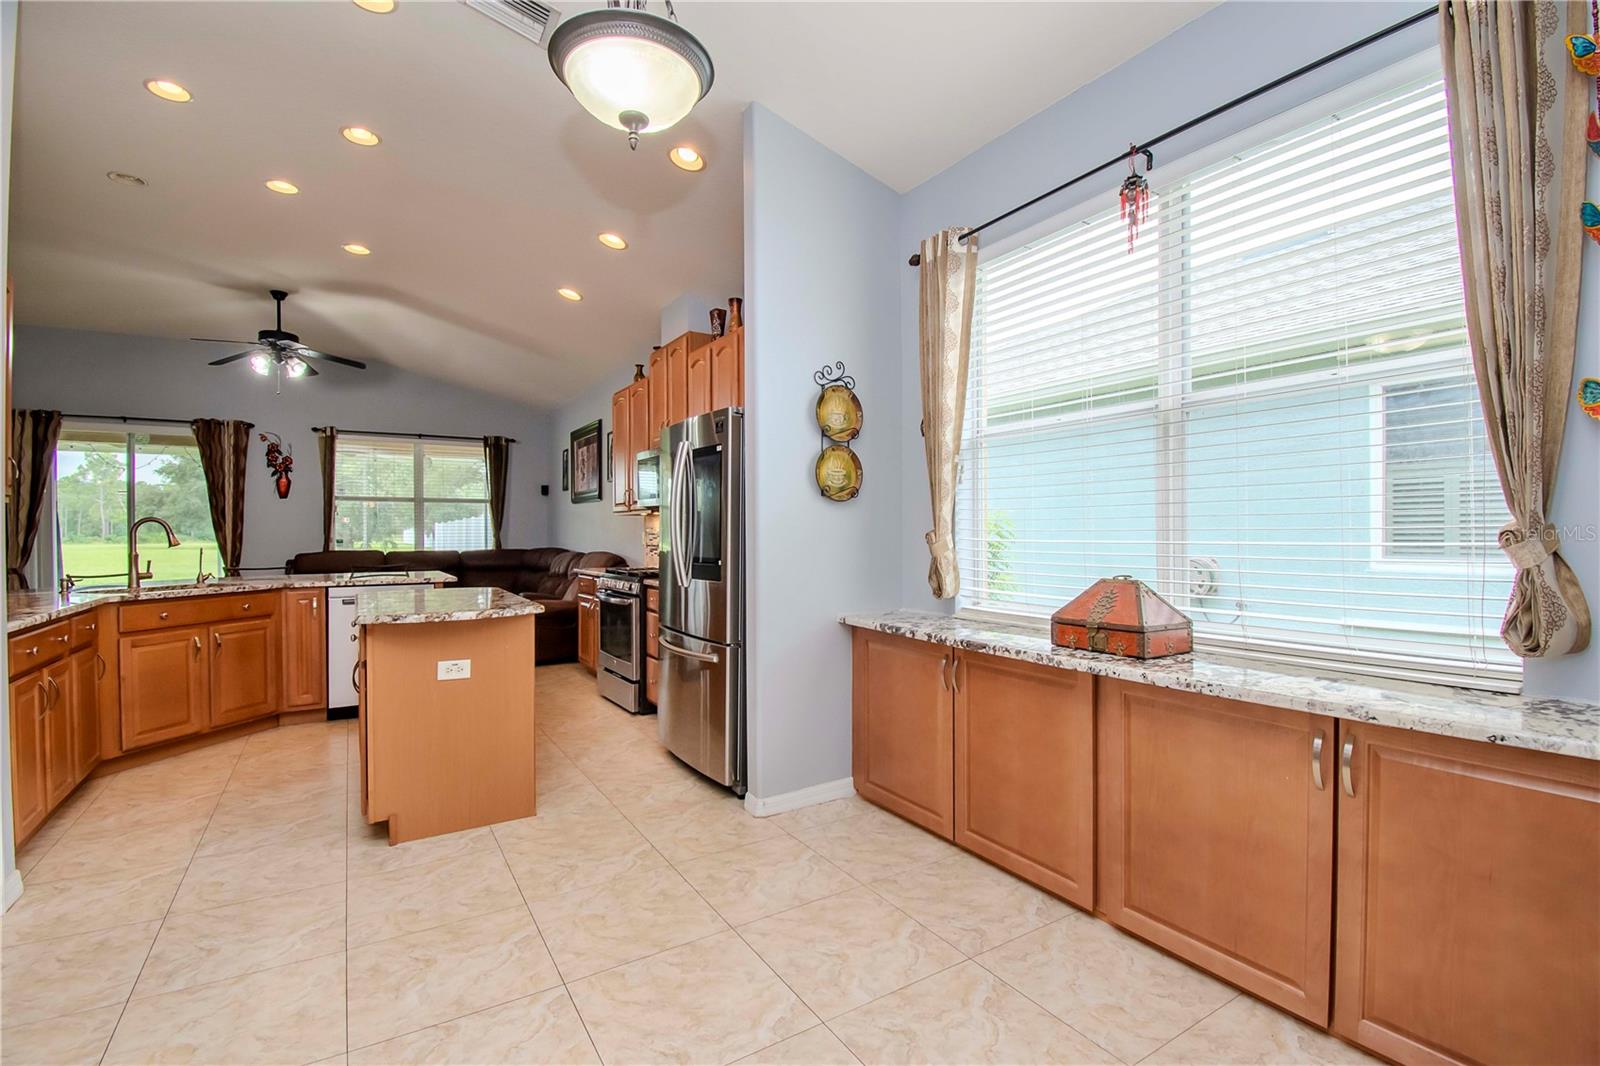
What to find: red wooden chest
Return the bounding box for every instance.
[1050,575,1192,659]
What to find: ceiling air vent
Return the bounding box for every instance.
[461,0,561,47]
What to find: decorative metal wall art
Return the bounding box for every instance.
[813,362,862,501]
[259,432,293,499]
[1579,377,1600,421]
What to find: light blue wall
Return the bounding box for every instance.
[2,0,19,907]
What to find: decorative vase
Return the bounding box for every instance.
[709,308,727,337]
[633,363,646,382]
[276,474,292,499]
[728,297,743,330]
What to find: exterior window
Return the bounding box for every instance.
[957,73,1517,688]
[333,436,490,551]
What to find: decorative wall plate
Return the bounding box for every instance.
[815,445,863,501]
[816,383,864,442]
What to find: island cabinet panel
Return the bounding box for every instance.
[954,652,1094,907]
[67,645,101,782]
[9,672,47,840]
[851,629,954,838]
[611,387,631,513]
[282,590,327,710]
[1333,723,1600,1066]
[42,658,74,807]
[120,625,209,750]
[1097,679,1334,1025]
[209,618,279,727]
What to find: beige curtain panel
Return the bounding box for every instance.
[919,227,979,599]
[1441,0,1591,658]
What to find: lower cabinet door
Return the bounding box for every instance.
[209,618,279,727]
[283,590,327,710]
[646,654,659,705]
[9,672,48,840]
[68,646,101,783]
[954,652,1093,907]
[850,629,954,838]
[1097,679,1335,1024]
[577,597,598,674]
[1333,722,1600,1065]
[42,659,75,807]
[120,627,209,749]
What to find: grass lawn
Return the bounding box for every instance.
[62,541,220,586]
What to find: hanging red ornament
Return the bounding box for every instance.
[1118,145,1153,253]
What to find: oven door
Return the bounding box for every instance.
[597,591,641,681]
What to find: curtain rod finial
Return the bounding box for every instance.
[908,253,922,267]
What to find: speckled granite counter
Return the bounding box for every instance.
[842,609,1600,761]
[7,571,455,633]
[355,586,541,625]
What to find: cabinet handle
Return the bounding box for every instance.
[192,635,201,657]
[1340,738,1356,797]
[35,680,47,718]
[160,611,170,620]
[312,598,318,614]
[214,632,222,651]
[938,655,951,690]
[45,676,59,707]
[352,660,365,693]
[953,656,963,693]
[95,653,107,681]
[241,602,251,610]
[52,634,69,645]
[24,645,38,657]
[1311,733,1325,791]
[85,622,96,632]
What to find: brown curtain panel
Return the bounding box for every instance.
[190,418,255,575]
[483,435,512,550]
[317,427,337,551]
[918,227,979,599]
[7,409,64,591]
[1441,0,1592,657]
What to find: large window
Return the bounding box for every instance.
[957,72,1516,687]
[55,426,217,585]
[333,436,491,551]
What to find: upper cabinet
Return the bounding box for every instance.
[648,346,668,440]
[611,387,632,513]
[709,329,743,410]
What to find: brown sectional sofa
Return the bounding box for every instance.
[284,547,625,663]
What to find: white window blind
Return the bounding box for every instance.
[957,73,1518,689]
[333,436,491,551]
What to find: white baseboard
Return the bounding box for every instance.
[744,776,856,818]
[3,869,23,911]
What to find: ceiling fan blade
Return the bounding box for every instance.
[295,348,367,370]
[207,350,257,366]
[302,362,320,376]
[191,337,253,345]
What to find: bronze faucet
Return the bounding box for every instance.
[129,516,181,589]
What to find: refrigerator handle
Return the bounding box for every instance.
[659,635,719,664]
[672,441,692,589]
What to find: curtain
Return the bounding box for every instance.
[483,435,511,550]
[190,418,254,575]
[918,227,979,599]
[1442,0,1592,658]
[6,409,63,591]
[317,427,337,551]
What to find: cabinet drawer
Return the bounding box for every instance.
[120,593,276,633]
[71,611,102,649]
[10,622,71,677]
[645,585,659,612]
[646,654,659,705]
[576,575,597,598]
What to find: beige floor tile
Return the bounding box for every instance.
[96,749,239,805]
[347,823,498,879]
[739,886,966,1020]
[1,863,184,946]
[787,808,957,883]
[829,961,1114,1065]
[0,920,160,1028]
[872,851,1072,956]
[507,781,616,828]
[12,826,66,877]
[225,753,347,796]
[66,790,220,838]
[599,772,729,819]
[198,786,346,856]
[630,798,790,861]
[767,794,877,833]
[348,988,598,1066]
[677,836,859,926]
[103,951,346,1065]
[241,722,348,761]
[0,1004,123,1066]
[569,930,817,1065]
[170,830,346,913]
[497,815,669,901]
[735,1025,861,1065]
[347,846,523,947]
[529,865,727,980]
[535,745,589,793]
[134,881,347,998]
[346,906,562,1049]
[25,813,208,883]
[1143,996,1379,1065]
[978,913,1235,1063]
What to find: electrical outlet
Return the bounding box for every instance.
[437,659,471,681]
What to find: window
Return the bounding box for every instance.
[957,72,1517,687]
[54,426,217,586]
[333,436,491,551]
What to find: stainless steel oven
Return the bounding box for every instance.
[596,568,653,715]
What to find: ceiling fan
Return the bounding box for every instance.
[194,289,367,382]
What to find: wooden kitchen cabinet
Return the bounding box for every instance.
[577,575,598,674]
[685,337,712,417]
[120,625,209,750]
[67,646,101,781]
[954,652,1094,907]
[209,617,279,727]
[611,386,631,512]
[9,671,47,840]
[662,331,712,427]
[1097,679,1334,1024]
[282,590,327,710]
[708,328,743,410]
[648,346,668,439]
[41,658,73,807]
[627,376,650,490]
[1333,722,1600,1065]
[850,629,954,838]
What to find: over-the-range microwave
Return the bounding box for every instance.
[634,448,662,509]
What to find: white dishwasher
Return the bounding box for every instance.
[327,585,411,710]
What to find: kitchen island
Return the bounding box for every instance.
[355,586,542,844]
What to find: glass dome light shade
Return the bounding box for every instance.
[284,356,309,378]
[548,9,712,138]
[249,352,272,376]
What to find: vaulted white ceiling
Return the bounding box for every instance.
[7,1,1209,409]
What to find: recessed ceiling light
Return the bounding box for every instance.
[106,171,147,187]
[342,243,372,256]
[353,0,395,11]
[669,145,704,172]
[144,79,192,103]
[264,179,300,195]
[597,232,628,251]
[341,126,381,146]
[557,287,583,302]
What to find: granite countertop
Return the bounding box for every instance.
[842,609,1600,762]
[7,571,456,633]
[355,586,542,625]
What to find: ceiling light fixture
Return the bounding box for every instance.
[249,352,272,376]
[284,356,309,378]
[557,287,584,302]
[342,243,372,256]
[144,78,192,103]
[546,2,713,150]
[264,179,300,195]
[597,232,628,250]
[668,145,704,172]
[106,171,147,187]
[352,0,395,12]
[341,126,382,146]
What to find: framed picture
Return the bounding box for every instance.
[570,419,602,503]
[606,431,614,483]
[561,449,569,492]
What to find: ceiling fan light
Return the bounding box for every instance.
[284,356,309,378]
[548,9,712,142]
[249,352,273,376]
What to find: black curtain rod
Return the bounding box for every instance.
[907,4,1438,267]
[311,427,517,444]
[60,413,195,426]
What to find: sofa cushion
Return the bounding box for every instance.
[456,549,531,591]
[286,550,387,574]
[382,550,462,575]
[545,550,583,578]
[526,573,571,598]
[522,548,570,573]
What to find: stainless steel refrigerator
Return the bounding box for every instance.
[658,408,745,794]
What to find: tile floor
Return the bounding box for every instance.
[0,664,1379,1065]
